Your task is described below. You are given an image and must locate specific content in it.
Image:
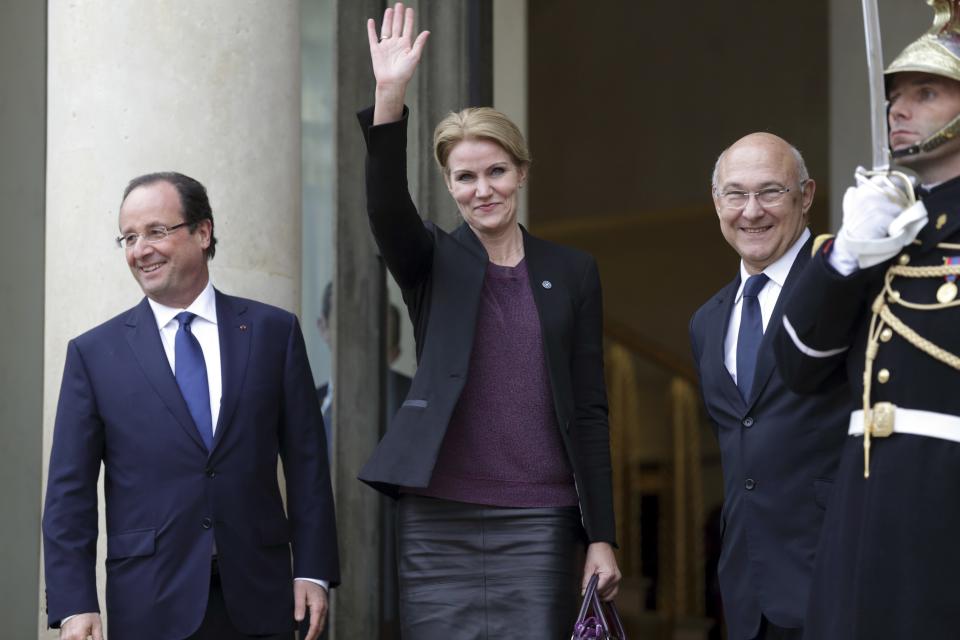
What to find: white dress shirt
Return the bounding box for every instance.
[724,228,811,384]
[148,281,222,432]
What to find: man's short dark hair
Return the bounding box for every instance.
[122,171,218,259]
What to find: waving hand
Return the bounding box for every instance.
[368,2,430,124]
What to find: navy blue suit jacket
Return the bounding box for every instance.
[689,239,851,640]
[43,290,339,640]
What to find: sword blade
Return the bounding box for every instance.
[862,0,889,171]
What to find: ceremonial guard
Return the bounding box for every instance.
[775,1,960,637]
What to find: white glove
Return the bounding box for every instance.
[830,167,928,275]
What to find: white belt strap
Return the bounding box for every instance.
[848,407,960,444]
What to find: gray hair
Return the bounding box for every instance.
[711,141,810,192]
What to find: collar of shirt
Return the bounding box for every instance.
[723,228,810,380]
[147,280,218,331]
[321,381,334,414]
[734,227,811,303]
[145,280,223,435]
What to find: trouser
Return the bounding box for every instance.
[187,558,295,640]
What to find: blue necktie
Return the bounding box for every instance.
[736,273,769,400]
[175,312,213,450]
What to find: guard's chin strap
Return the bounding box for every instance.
[892,110,960,158]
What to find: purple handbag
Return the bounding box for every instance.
[571,573,627,639]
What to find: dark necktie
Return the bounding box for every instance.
[736,273,769,400]
[175,312,213,450]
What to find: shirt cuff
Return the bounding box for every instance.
[61,613,97,626]
[295,577,329,592]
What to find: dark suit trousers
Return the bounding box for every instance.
[187,560,294,640]
[754,617,802,640]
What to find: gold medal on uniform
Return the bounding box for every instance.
[938,257,960,303]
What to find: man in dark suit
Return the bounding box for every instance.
[42,172,339,640]
[689,134,852,640]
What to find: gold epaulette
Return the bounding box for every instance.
[811,233,834,256]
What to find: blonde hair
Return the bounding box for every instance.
[433,107,532,174]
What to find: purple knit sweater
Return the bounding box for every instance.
[409,259,579,508]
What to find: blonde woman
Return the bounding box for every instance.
[356,4,620,637]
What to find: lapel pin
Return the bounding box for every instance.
[541,280,552,290]
[936,213,948,230]
[239,324,247,331]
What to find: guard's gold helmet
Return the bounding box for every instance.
[886,0,960,158]
[887,0,960,82]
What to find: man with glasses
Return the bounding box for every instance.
[42,172,339,640]
[776,3,960,637]
[689,133,852,640]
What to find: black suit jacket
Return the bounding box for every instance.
[356,107,615,544]
[689,237,852,639]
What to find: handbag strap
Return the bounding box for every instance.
[603,599,626,639]
[574,573,601,627]
[573,573,628,639]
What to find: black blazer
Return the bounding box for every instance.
[689,237,852,640]
[356,107,615,544]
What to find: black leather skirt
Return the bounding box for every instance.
[397,495,583,639]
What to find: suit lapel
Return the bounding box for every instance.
[212,290,250,451]
[124,298,207,452]
[746,236,813,406]
[451,222,491,262]
[709,277,745,410]
[521,228,568,421]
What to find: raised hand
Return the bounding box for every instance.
[368,2,430,124]
[830,167,927,274]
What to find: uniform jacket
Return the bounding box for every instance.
[775,176,960,639]
[356,106,616,544]
[690,237,852,640]
[42,290,340,640]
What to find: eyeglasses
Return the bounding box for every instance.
[116,222,193,249]
[717,181,806,210]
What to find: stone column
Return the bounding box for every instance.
[408,0,493,230]
[493,0,528,226]
[42,2,302,636]
[330,1,384,638]
[1,2,45,638]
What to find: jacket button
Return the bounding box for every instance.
[205,468,216,478]
[744,478,756,490]
[877,368,890,384]
[880,328,893,342]
[742,417,754,428]
[201,517,213,529]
